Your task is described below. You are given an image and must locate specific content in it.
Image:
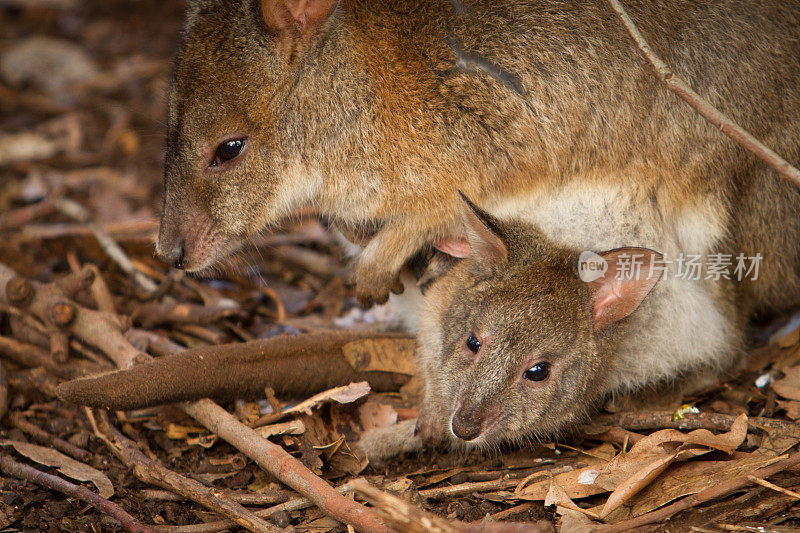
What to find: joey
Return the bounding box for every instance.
[416,190,800,445]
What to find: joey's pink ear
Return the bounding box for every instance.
[261,0,338,38]
[434,239,471,258]
[457,193,508,276]
[589,247,663,331]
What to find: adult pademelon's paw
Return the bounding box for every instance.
[354,262,403,307]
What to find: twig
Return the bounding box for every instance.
[488,502,538,521]
[593,451,800,532]
[352,479,552,533]
[131,301,238,329]
[605,0,800,189]
[154,483,356,533]
[0,335,98,379]
[594,411,773,434]
[0,451,153,533]
[90,410,283,533]
[50,197,158,293]
[10,412,92,462]
[419,477,522,500]
[746,475,800,500]
[141,488,291,506]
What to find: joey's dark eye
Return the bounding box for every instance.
[211,138,246,166]
[466,334,481,354]
[523,362,551,382]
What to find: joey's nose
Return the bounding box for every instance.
[451,409,483,442]
[174,246,185,270]
[159,240,186,270]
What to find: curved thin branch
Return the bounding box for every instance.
[606,0,800,189]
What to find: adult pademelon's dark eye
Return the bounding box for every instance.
[523,362,551,382]
[211,138,246,166]
[466,334,481,354]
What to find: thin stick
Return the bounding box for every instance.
[141,488,290,506]
[747,475,800,500]
[9,412,92,462]
[594,451,800,532]
[0,452,153,533]
[605,0,800,189]
[352,479,552,533]
[153,483,356,533]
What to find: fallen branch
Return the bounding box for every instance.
[594,411,774,434]
[0,451,153,533]
[746,475,800,500]
[606,0,800,189]
[141,488,291,506]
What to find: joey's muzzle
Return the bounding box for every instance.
[450,398,500,442]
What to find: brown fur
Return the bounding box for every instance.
[55,331,411,410]
[157,0,800,305]
[415,189,800,447]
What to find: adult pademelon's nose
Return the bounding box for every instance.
[451,408,483,442]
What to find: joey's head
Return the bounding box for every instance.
[417,196,662,447]
[157,0,340,271]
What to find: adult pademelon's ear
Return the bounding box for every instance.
[260,0,339,40]
[434,192,509,277]
[588,247,663,330]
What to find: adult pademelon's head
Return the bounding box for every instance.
[157,0,340,272]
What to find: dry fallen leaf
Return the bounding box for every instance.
[604,453,777,522]
[599,446,707,517]
[773,366,800,401]
[595,414,748,516]
[255,419,306,439]
[778,400,800,420]
[164,423,208,440]
[517,414,748,510]
[283,381,371,416]
[0,440,114,498]
[558,509,596,533]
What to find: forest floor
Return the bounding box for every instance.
[2,1,800,532]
